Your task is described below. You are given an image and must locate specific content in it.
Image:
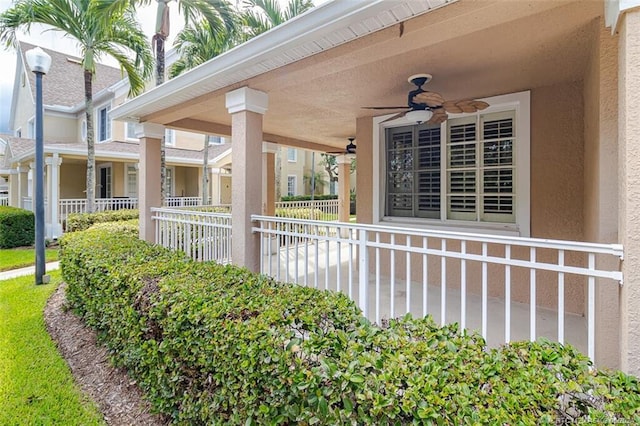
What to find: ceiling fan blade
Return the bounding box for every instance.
[362,106,410,110]
[471,100,490,110]
[413,91,445,107]
[381,112,407,123]
[441,100,463,114]
[428,109,448,124]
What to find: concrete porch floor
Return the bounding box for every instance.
[262,240,587,355]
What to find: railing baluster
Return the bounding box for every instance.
[406,236,411,315]
[530,247,537,342]
[482,242,488,340]
[348,239,353,299]
[441,239,447,326]
[461,241,466,332]
[423,237,428,318]
[588,253,596,361]
[325,227,330,290]
[505,245,511,344]
[358,229,369,318]
[390,234,396,319]
[375,232,381,324]
[558,250,565,345]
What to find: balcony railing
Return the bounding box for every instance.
[0,195,8,206]
[275,199,339,221]
[152,207,232,264]
[252,216,623,361]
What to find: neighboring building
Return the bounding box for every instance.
[0,42,338,236]
[111,0,640,374]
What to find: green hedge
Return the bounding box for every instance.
[60,229,640,424]
[66,209,139,232]
[0,206,35,248]
[280,194,338,202]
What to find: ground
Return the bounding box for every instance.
[44,283,169,426]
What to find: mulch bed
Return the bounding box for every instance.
[44,283,170,426]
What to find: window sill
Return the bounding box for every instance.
[377,216,523,237]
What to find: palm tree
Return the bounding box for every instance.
[0,0,153,213]
[241,0,314,40]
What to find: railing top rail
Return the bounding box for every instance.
[152,207,232,218]
[252,215,623,257]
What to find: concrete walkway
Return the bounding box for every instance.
[0,261,60,281]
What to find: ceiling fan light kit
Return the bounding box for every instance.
[405,109,433,124]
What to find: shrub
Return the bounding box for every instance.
[88,219,139,236]
[0,206,34,248]
[61,229,640,424]
[280,194,337,202]
[66,209,139,232]
[275,207,325,220]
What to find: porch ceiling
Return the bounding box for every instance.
[129,0,603,151]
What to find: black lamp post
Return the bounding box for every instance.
[25,47,51,285]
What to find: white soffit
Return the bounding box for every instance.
[112,0,457,122]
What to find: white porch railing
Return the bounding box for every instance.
[152,207,232,263]
[164,196,203,207]
[22,196,33,211]
[0,196,8,206]
[59,198,140,223]
[275,199,339,221]
[252,216,623,361]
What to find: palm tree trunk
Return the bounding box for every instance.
[202,135,209,205]
[155,33,167,204]
[84,69,95,214]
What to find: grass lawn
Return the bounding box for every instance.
[0,270,104,425]
[0,248,59,272]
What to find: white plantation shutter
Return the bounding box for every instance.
[416,126,441,218]
[447,117,477,220]
[481,111,515,222]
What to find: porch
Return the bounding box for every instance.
[152,207,623,362]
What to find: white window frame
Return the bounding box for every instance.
[373,91,530,237]
[287,148,297,162]
[15,127,22,138]
[125,163,138,197]
[125,122,139,141]
[207,135,226,145]
[165,128,175,146]
[96,103,112,143]
[287,175,297,196]
[165,166,175,196]
[81,119,87,142]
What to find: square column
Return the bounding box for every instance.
[45,154,62,239]
[263,142,278,216]
[17,164,29,208]
[337,155,352,223]
[618,8,640,376]
[226,87,268,272]
[136,123,164,243]
[8,170,18,206]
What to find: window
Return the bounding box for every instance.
[207,135,226,145]
[15,128,21,138]
[330,181,337,195]
[165,167,174,196]
[126,164,137,197]
[287,148,297,162]
[165,129,175,146]
[98,165,112,198]
[378,91,530,235]
[97,105,111,142]
[126,122,138,140]
[287,175,297,196]
[81,120,87,141]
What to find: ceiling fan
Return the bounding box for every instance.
[326,137,356,156]
[363,74,489,124]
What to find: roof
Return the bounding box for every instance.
[19,42,124,108]
[0,134,226,166]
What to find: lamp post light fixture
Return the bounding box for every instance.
[25,47,52,285]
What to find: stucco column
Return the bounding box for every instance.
[45,154,62,239]
[618,8,640,376]
[337,155,351,223]
[356,116,374,224]
[136,122,164,243]
[8,170,18,207]
[263,142,277,216]
[17,164,29,208]
[226,87,268,272]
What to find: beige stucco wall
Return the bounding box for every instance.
[279,147,306,197]
[173,130,208,151]
[111,162,125,197]
[59,163,87,198]
[173,166,199,197]
[356,82,587,318]
[44,115,78,143]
